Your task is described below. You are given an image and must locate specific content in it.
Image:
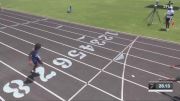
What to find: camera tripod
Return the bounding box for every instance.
[146,5,161,26]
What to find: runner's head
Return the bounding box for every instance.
[34,43,41,50]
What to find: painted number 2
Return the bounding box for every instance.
[3,80,30,98]
[35,66,56,82]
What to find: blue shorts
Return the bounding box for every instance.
[32,58,41,65]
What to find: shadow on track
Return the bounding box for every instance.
[24,72,39,84]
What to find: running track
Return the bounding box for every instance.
[0,9,180,101]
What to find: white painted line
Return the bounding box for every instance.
[121,36,139,101]
[0,18,47,29]
[22,24,180,70]
[89,84,122,101]
[2,12,180,63]
[22,24,116,60]
[0,96,5,101]
[0,30,101,71]
[24,24,119,53]
[0,13,29,22]
[40,20,180,52]
[34,22,127,47]
[0,41,86,84]
[55,26,63,29]
[68,84,87,101]
[3,8,180,52]
[32,23,180,61]
[0,30,176,84]
[0,61,65,101]
[129,55,180,70]
[2,10,40,20]
[0,17,19,24]
[116,61,171,80]
[133,47,180,60]
[88,61,113,84]
[103,70,147,89]
[0,40,123,100]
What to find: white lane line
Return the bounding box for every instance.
[0,13,30,22]
[0,39,122,101]
[0,41,86,84]
[135,41,180,52]
[4,8,180,46]
[1,26,177,82]
[24,24,119,53]
[2,13,180,62]
[103,71,162,95]
[83,37,140,101]
[69,58,114,101]
[121,36,139,101]
[0,30,177,83]
[0,60,65,101]
[34,22,126,47]
[55,26,63,29]
[0,17,19,24]
[40,20,180,52]
[103,70,147,89]
[128,55,180,70]
[0,30,101,71]
[0,18,47,29]
[22,24,180,68]
[89,84,122,101]
[0,96,5,101]
[21,24,116,59]
[2,10,41,20]
[132,47,180,60]
[32,22,180,60]
[68,84,86,101]
[116,61,171,80]
[3,8,180,52]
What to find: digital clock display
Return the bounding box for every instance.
[148,81,173,92]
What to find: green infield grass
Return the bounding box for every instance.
[0,0,180,42]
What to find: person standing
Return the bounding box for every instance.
[165,6,174,31]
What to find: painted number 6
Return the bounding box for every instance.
[53,58,72,68]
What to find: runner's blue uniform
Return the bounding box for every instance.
[30,50,42,65]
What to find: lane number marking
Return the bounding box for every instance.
[53,58,72,68]
[79,45,95,52]
[90,39,106,46]
[35,66,56,82]
[3,80,30,98]
[68,50,87,60]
